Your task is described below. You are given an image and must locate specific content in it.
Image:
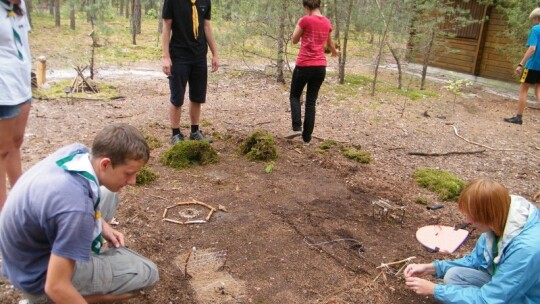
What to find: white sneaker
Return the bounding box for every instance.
[284,130,302,139]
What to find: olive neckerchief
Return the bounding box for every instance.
[190,0,198,39]
[492,235,499,276]
[0,0,24,59]
[56,152,103,255]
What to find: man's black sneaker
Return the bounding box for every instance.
[503,116,523,125]
[189,130,213,143]
[171,133,184,144]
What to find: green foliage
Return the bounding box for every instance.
[342,148,372,164]
[264,161,276,173]
[384,88,439,100]
[162,141,219,169]
[144,135,162,150]
[319,140,340,151]
[495,1,538,64]
[136,165,158,185]
[415,197,429,205]
[201,119,212,127]
[413,167,466,201]
[146,8,158,19]
[443,76,473,96]
[239,130,278,162]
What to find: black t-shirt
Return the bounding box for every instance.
[162,0,211,62]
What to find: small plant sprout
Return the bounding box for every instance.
[443,75,473,112]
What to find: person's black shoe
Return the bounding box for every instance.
[189,130,213,143]
[171,133,185,144]
[503,116,523,125]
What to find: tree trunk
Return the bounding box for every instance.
[387,41,402,89]
[339,0,354,85]
[25,0,33,27]
[420,31,435,90]
[49,0,54,15]
[371,0,396,96]
[276,0,286,84]
[332,0,343,84]
[70,0,75,30]
[54,0,60,27]
[135,0,141,34]
[130,0,140,44]
[157,0,164,34]
[125,0,130,19]
[119,0,124,16]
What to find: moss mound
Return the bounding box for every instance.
[162,140,219,169]
[342,148,372,164]
[319,139,339,151]
[136,165,158,185]
[144,135,162,150]
[413,168,465,201]
[240,130,278,161]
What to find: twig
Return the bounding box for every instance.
[408,150,485,156]
[184,247,195,279]
[451,125,540,159]
[376,256,416,269]
[162,218,184,225]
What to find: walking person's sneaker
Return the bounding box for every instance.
[190,130,213,143]
[503,116,523,125]
[303,141,310,146]
[284,130,302,139]
[171,133,184,144]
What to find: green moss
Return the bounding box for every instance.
[342,148,372,164]
[162,140,219,169]
[415,198,428,205]
[264,161,276,173]
[144,135,162,150]
[413,168,465,201]
[33,80,121,100]
[136,165,158,185]
[239,130,278,161]
[201,119,212,127]
[319,139,339,151]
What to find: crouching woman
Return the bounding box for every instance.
[404,178,540,303]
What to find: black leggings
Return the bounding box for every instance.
[289,66,326,143]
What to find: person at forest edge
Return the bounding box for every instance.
[285,0,339,145]
[404,178,540,303]
[161,0,219,144]
[0,124,159,303]
[0,0,32,209]
[504,8,540,125]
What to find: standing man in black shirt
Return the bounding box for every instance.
[162,0,219,144]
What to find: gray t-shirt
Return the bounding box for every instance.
[0,144,96,295]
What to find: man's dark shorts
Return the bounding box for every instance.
[520,68,540,84]
[168,60,208,107]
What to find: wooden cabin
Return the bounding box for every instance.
[409,1,518,82]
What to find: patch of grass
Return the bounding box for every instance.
[144,135,162,150]
[383,88,439,101]
[345,74,374,86]
[201,119,212,127]
[264,161,276,173]
[136,165,158,185]
[413,168,465,201]
[415,197,428,205]
[162,140,219,169]
[342,148,372,164]
[239,130,278,161]
[319,139,339,151]
[33,80,121,100]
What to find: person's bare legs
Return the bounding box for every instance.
[0,102,31,208]
[189,102,201,126]
[169,103,182,129]
[516,83,530,116]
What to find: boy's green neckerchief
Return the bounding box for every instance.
[57,152,103,255]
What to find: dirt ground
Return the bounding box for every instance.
[2,59,540,304]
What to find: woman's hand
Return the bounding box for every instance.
[404,263,435,278]
[405,277,436,296]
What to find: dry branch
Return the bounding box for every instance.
[451,125,540,159]
[408,150,485,156]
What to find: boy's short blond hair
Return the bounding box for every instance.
[530,8,540,20]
